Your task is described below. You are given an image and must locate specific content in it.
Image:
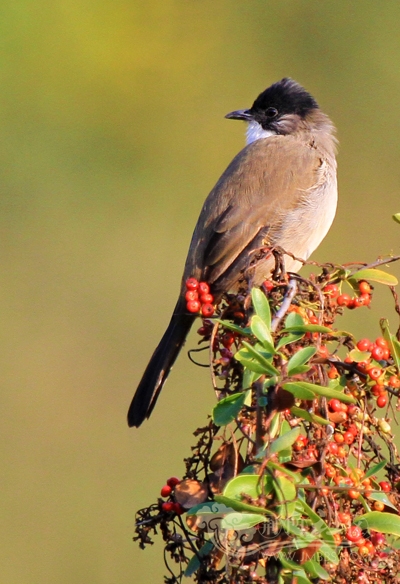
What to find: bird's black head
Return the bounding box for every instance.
[250,78,318,129]
[226,78,319,136]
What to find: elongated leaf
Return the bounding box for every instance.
[354,511,400,535]
[303,560,330,580]
[282,382,315,400]
[234,351,268,373]
[250,315,275,352]
[214,495,274,516]
[285,312,305,328]
[288,364,311,376]
[274,475,297,518]
[368,492,398,511]
[221,512,267,530]
[350,268,398,286]
[241,341,279,375]
[300,500,335,545]
[290,406,330,426]
[381,319,400,371]
[348,348,371,362]
[277,332,304,348]
[364,460,387,479]
[393,213,400,224]
[251,288,271,328]
[269,427,301,455]
[184,541,214,577]
[283,381,357,404]
[283,324,332,333]
[287,347,316,375]
[214,319,251,336]
[223,474,273,501]
[212,392,246,425]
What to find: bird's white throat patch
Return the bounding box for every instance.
[246,121,276,145]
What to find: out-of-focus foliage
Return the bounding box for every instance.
[1,2,400,583]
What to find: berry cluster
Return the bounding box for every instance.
[185,277,215,317]
[159,476,185,515]
[326,280,372,309]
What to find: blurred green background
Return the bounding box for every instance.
[1,1,400,582]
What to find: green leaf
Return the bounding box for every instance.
[221,512,267,530]
[250,315,275,352]
[393,213,400,224]
[269,427,301,455]
[303,560,330,580]
[350,268,398,286]
[348,348,371,362]
[300,500,335,545]
[241,341,279,375]
[234,351,268,373]
[283,324,332,333]
[287,347,316,376]
[214,319,251,336]
[290,406,330,426]
[381,319,400,371]
[274,475,297,518]
[223,474,273,501]
[276,332,304,349]
[354,511,400,536]
[251,288,271,328]
[364,460,387,479]
[214,495,274,516]
[368,492,398,512]
[283,381,357,403]
[212,392,246,425]
[285,312,305,328]
[287,364,311,376]
[184,540,214,577]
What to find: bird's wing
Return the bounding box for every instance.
[184,134,323,290]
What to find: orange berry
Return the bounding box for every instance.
[373,501,385,511]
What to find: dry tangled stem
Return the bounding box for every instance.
[134,256,400,584]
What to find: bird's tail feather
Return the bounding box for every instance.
[127,298,194,427]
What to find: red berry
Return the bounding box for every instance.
[185,277,199,291]
[375,337,388,349]
[167,476,181,488]
[368,367,382,381]
[187,300,201,313]
[389,375,400,388]
[360,293,371,306]
[328,398,343,412]
[263,280,274,292]
[200,293,214,304]
[337,293,351,306]
[172,502,185,515]
[198,281,210,294]
[334,433,344,444]
[371,531,385,546]
[162,502,175,512]
[222,333,235,348]
[346,525,362,543]
[185,290,199,302]
[379,481,391,492]
[343,431,355,445]
[328,442,339,455]
[382,348,390,360]
[201,303,214,317]
[371,345,385,361]
[347,424,358,436]
[359,281,371,295]
[353,296,366,308]
[338,512,351,524]
[324,283,339,298]
[357,338,371,352]
[377,394,388,408]
[160,485,172,498]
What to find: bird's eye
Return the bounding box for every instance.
[265,107,278,118]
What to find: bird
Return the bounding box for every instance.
[128,77,337,428]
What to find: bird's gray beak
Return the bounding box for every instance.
[225,109,253,121]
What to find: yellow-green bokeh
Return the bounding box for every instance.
[1,2,400,583]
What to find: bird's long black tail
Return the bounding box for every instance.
[127,297,195,427]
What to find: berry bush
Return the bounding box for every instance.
[134,253,400,584]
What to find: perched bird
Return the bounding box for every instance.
[128,77,337,427]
